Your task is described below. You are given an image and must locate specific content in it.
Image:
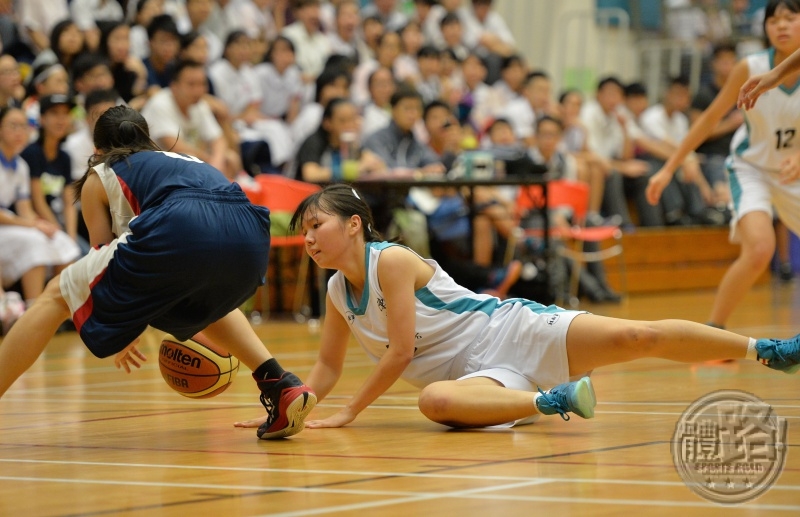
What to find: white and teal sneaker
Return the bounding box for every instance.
[535,376,597,421]
[755,334,800,374]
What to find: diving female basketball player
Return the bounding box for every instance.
[235,184,799,431]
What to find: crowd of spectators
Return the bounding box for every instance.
[0,0,789,331]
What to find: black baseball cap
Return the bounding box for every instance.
[39,94,76,114]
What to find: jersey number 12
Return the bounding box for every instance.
[775,128,796,149]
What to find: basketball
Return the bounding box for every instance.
[158,333,240,398]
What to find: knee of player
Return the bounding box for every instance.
[745,239,776,267]
[418,382,455,422]
[614,323,661,356]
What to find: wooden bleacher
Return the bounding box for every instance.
[603,226,769,293]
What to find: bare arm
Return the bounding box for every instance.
[62,188,78,241]
[689,108,745,139]
[306,247,423,428]
[739,46,800,109]
[80,172,114,246]
[301,162,333,182]
[646,60,750,206]
[660,60,748,177]
[304,295,351,401]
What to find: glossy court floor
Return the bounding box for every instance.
[1,280,799,516]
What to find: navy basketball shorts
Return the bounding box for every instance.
[60,188,272,358]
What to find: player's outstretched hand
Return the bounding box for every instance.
[738,70,781,110]
[305,408,356,429]
[233,415,267,428]
[114,339,146,373]
[646,168,672,205]
[779,153,800,184]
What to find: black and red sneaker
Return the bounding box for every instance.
[255,372,317,439]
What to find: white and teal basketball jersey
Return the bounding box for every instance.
[326,242,558,389]
[732,48,800,171]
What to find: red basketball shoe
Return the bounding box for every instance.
[255,372,317,439]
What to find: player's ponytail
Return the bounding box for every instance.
[74,106,162,202]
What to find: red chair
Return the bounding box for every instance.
[246,174,321,320]
[515,179,625,307]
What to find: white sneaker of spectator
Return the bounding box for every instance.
[0,291,26,336]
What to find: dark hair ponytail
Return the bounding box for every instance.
[290,184,381,242]
[73,105,162,202]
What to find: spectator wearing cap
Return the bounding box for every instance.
[20,94,86,253]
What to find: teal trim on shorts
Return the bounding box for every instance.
[726,157,742,214]
[735,118,750,157]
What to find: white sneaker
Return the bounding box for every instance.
[0,292,25,335]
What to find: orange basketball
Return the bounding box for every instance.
[158,333,240,398]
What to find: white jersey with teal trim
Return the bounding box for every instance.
[327,242,566,389]
[731,48,800,171]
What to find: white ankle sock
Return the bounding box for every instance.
[746,337,758,361]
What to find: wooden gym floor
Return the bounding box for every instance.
[1,280,799,516]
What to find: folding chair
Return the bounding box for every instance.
[516,179,626,307]
[245,174,321,320]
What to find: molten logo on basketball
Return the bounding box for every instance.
[160,343,202,370]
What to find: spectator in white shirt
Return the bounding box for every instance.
[129,0,165,60]
[580,76,650,227]
[459,0,514,56]
[639,76,718,225]
[414,45,444,104]
[351,30,402,107]
[64,88,119,182]
[361,0,408,32]
[141,59,242,179]
[18,0,69,54]
[226,0,280,52]
[254,35,304,121]
[326,0,361,62]
[481,53,525,123]
[282,0,331,83]
[456,52,490,131]
[361,66,395,139]
[421,0,461,48]
[185,0,223,62]
[291,67,352,154]
[395,19,423,85]
[439,12,468,62]
[360,14,385,62]
[499,70,556,148]
[70,0,124,51]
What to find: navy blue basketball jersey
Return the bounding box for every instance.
[106,151,236,215]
